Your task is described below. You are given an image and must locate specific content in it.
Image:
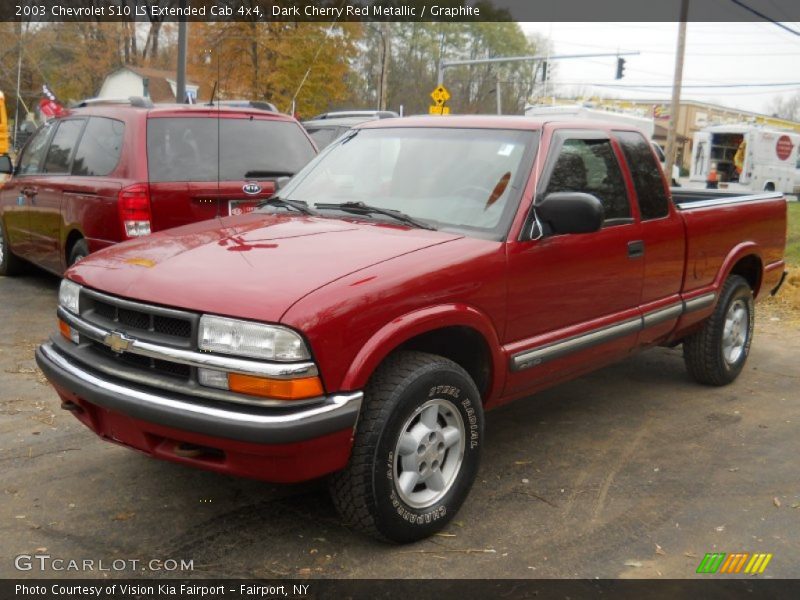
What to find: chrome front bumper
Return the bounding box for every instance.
[36,342,363,444]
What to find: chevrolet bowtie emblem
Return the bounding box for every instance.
[104,331,134,354]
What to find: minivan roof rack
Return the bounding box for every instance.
[73,96,154,109]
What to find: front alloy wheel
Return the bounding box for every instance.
[330,351,483,542]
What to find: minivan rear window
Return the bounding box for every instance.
[146,117,316,183]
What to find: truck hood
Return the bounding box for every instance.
[67,213,463,322]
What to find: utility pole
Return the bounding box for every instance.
[13,24,23,150]
[378,22,390,111]
[175,0,188,103]
[665,0,689,182]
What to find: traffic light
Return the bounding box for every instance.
[615,57,626,80]
[541,61,548,83]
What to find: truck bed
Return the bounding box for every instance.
[669,188,787,298]
[670,188,783,208]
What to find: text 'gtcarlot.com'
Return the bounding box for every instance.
[14,554,193,572]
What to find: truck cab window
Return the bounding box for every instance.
[545,138,630,223]
[616,131,670,220]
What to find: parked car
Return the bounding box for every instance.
[302,115,383,149]
[37,116,787,542]
[0,97,316,276]
[310,110,399,120]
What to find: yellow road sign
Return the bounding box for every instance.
[429,105,451,115]
[430,85,451,106]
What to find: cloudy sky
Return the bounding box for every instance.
[520,22,800,115]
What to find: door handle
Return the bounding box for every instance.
[627,240,645,259]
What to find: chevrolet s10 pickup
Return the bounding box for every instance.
[35,116,788,542]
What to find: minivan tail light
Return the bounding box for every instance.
[119,184,152,238]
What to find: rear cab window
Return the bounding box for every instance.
[541,133,631,225]
[616,131,671,220]
[146,116,316,183]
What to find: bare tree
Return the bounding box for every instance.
[766,93,800,122]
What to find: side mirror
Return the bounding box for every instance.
[535,192,604,235]
[0,155,12,175]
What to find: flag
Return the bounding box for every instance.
[38,84,66,119]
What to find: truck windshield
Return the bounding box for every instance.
[279,127,539,239]
[147,117,316,183]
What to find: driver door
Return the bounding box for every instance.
[504,128,644,397]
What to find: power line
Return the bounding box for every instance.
[573,81,800,89]
[728,0,800,36]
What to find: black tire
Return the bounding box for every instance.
[329,351,483,543]
[0,218,24,276]
[683,275,754,386]
[68,239,89,267]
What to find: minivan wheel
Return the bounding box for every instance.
[68,239,89,266]
[329,351,483,543]
[683,275,754,386]
[0,219,24,276]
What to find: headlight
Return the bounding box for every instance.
[58,279,81,314]
[198,315,310,361]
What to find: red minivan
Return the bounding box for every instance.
[0,99,317,275]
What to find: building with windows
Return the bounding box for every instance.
[98,67,200,103]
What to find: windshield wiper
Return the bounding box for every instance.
[257,197,316,215]
[314,201,436,230]
[244,170,295,178]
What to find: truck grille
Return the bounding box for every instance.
[91,297,192,339]
[91,343,192,380]
[77,287,199,385]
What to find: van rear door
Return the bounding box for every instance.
[145,114,316,231]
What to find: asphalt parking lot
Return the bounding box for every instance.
[1,269,798,579]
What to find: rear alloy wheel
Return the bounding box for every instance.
[329,351,483,542]
[683,275,754,386]
[0,219,24,276]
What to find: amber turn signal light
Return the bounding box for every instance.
[227,374,324,400]
[58,319,78,343]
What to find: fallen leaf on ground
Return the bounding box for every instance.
[434,532,456,537]
[684,552,698,558]
[297,568,312,576]
[35,547,47,553]
[514,461,532,465]
[773,497,781,508]
[624,560,643,568]
[112,512,135,521]
[655,544,665,555]
[715,525,725,532]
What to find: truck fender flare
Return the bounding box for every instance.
[340,303,506,400]
[714,241,763,297]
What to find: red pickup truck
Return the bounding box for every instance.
[36,116,787,542]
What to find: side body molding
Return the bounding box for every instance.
[509,292,716,372]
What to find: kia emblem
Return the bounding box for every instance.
[243,182,262,195]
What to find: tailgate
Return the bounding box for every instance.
[145,114,316,231]
[148,180,276,231]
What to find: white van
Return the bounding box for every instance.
[689,124,800,194]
